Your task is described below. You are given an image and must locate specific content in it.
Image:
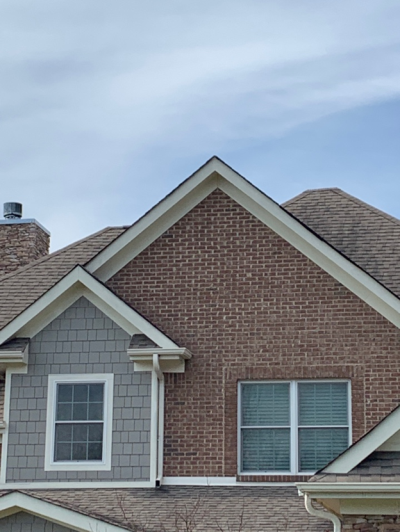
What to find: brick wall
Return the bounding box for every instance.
[343,516,400,531]
[0,221,50,276]
[6,297,151,482]
[107,189,400,478]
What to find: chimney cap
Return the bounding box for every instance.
[4,202,23,219]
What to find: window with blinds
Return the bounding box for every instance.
[239,381,350,474]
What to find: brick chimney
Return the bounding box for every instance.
[0,202,50,276]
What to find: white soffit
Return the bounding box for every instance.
[0,492,128,532]
[0,266,177,349]
[86,156,400,331]
[323,406,400,474]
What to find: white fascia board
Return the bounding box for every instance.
[0,492,129,532]
[87,165,220,280]
[127,347,192,359]
[218,176,400,330]
[86,157,400,332]
[0,266,177,349]
[0,481,152,489]
[297,482,400,498]
[322,406,400,474]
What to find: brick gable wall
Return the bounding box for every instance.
[107,189,400,478]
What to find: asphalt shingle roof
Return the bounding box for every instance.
[0,486,329,532]
[310,452,400,483]
[283,188,400,297]
[0,226,126,331]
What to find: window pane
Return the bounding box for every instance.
[88,443,102,460]
[242,383,290,426]
[56,403,72,421]
[74,384,89,403]
[89,424,103,442]
[73,424,88,442]
[299,428,348,471]
[58,384,73,402]
[55,442,72,461]
[55,424,72,442]
[88,403,103,421]
[72,402,88,421]
[298,383,348,426]
[72,442,87,461]
[89,384,104,402]
[242,428,290,472]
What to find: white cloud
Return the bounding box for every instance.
[1,0,400,249]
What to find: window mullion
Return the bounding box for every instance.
[290,381,298,474]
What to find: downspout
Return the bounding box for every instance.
[150,354,164,487]
[153,354,164,486]
[304,494,341,532]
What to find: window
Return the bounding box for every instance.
[239,381,350,474]
[45,374,114,471]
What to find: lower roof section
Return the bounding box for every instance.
[0,486,328,532]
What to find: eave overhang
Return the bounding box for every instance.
[297,482,400,498]
[128,347,192,373]
[0,339,29,369]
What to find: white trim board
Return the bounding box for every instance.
[0,481,152,489]
[322,405,400,474]
[85,157,400,332]
[0,491,129,532]
[0,265,177,349]
[45,374,114,472]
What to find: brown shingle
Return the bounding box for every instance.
[283,188,400,297]
[0,486,329,532]
[0,226,126,331]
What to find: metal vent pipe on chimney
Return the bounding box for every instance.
[3,202,23,219]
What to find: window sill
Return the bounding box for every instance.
[45,461,112,472]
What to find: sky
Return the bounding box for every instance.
[1,0,400,251]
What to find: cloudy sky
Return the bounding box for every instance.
[2,1,400,250]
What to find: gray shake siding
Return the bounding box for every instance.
[0,512,76,532]
[6,297,151,482]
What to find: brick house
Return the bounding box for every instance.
[0,157,400,531]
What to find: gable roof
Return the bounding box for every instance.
[2,158,400,340]
[284,188,400,297]
[84,156,400,332]
[0,266,177,348]
[0,226,126,332]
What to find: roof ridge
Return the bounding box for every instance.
[0,226,124,284]
[281,188,326,207]
[283,187,400,229]
[330,188,400,228]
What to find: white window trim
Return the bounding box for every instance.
[237,379,352,476]
[45,374,114,472]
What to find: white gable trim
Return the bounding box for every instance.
[0,266,177,349]
[0,491,129,532]
[322,406,400,474]
[86,157,400,332]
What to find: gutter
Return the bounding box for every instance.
[297,482,400,497]
[305,494,341,532]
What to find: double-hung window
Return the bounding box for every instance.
[45,374,114,471]
[239,380,350,474]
